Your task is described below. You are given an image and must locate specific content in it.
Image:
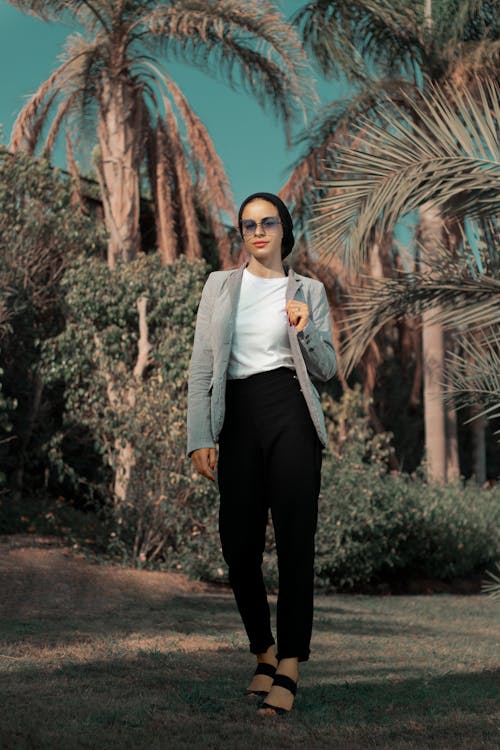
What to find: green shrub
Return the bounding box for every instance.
[0,146,104,496]
[142,383,498,591]
[38,252,230,578]
[261,387,500,590]
[312,463,499,589]
[0,366,17,486]
[21,255,500,590]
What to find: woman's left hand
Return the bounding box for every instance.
[286,300,309,333]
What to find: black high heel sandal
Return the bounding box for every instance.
[258,673,298,715]
[244,661,277,697]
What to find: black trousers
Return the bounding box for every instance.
[217,366,323,663]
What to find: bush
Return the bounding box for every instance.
[261,387,500,590]
[16,253,498,590]
[0,366,17,486]
[38,252,230,577]
[121,382,497,591]
[313,462,499,589]
[0,146,104,496]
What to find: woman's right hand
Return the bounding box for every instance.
[191,447,217,481]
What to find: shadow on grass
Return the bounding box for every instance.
[0,591,443,651]
[1,542,498,747]
[0,647,497,749]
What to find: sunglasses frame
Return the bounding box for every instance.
[241,216,282,236]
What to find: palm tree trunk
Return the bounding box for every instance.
[444,331,460,481]
[96,74,143,270]
[93,295,151,516]
[419,201,447,483]
[154,123,178,264]
[445,394,460,481]
[470,404,487,485]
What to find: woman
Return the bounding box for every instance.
[187,192,337,716]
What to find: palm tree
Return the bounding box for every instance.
[7,0,313,269]
[284,0,498,224]
[282,0,498,482]
[310,78,500,477]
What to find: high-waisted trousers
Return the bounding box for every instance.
[216,366,323,663]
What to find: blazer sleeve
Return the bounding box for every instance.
[186,273,216,457]
[297,282,337,382]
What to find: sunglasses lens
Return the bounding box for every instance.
[262,217,280,232]
[242,220,257,236]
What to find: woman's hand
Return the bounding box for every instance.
[286,300,309,333]
[192,447,217,481]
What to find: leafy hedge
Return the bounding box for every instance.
[312,456,499,589]
[0,147,104,494]
[38,253,211,561]
[28,370,497,590]
[258,388,499,589]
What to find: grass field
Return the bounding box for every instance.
[0,535,498,749]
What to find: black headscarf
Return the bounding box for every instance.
[237,192,295,259]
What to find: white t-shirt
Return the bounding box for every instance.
[227,267,295,379]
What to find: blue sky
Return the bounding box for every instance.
[0,0,353,207]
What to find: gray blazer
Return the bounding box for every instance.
[187,259,337,457]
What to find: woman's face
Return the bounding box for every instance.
[240,199,283,263]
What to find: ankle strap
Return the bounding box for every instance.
[272,673,297,695]
[254,662,277,678]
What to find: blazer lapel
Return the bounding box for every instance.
[284,263,303,302]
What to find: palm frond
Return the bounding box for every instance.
[41,96,72,159]
[291,0,422,81]
[142,0,315,134]
[157,94,202,260]
[444,331,500,425]
[5,0,113,30]
[9,60,72,151]
[340,259,500,376]
[481,561,500,600]
[281,78,419,230]
[311,76,500,270]
[142,59,235,221]
[9,35,102,155]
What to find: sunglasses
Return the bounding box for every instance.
[241,216,282,237]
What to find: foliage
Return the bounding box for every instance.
[481,561,500,600]
[310,78,500,270]
[309,76,500,433]
[0,368,17,486]
[263,386,500,589]
[9,336,499,587]
[282,3,499,486]
[0,146,104,490]
[285,0,499,223]
[314,459,499,589]
[0,147,104,331]
[39,253,223,569]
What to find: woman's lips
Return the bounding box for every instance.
[253,241,268,248]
